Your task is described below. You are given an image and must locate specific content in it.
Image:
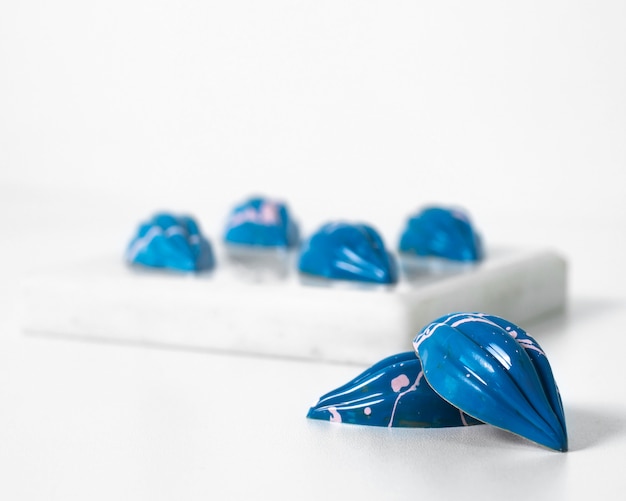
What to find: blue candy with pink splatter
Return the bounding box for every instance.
[308,312,568,452]
[126,213,215,272]
[224,197,299,248]
[307,351,480,428]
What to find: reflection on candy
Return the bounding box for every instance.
[307,351,481,428]
[413,312,567,451]
[399,206,483,262]
[126,213,215,272]
[224,196,299,248]
[298,222,398,284]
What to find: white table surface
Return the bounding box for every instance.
[2,2,625,499]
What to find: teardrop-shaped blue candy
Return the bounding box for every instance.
[413,312,567,451]
[307,351,481,428]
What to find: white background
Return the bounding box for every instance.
[1,1,625,500]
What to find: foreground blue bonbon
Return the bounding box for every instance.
[298,222,398,284]
[413,312,567,451]
[126,213,215,272]
[307,351,481,428]
[399,206,483,262]
[224,196,299,248]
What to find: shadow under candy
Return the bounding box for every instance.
[562,404,626,452]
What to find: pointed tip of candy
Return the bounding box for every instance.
[553,438,568,453]
[526,428,568,452]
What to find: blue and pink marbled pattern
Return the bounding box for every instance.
[307,351,481,428]
[308,312,567,452]
[126,213,215,272]
[224,197,299,248]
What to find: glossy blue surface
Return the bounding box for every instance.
[413,312,567,451]
[307,351,481,427]
[224,197,299,248]
[399,206,483,262]
[126,213,215,272]
[298,222,398,284]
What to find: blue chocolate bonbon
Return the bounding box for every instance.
[224,196,299,248]
[298,222,398,284]
[399,206,483,262]
[413,312,567,451]
[126,213,215,272]
[307,351,481,428]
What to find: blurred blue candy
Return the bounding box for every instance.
[298,222,398,284]
[224,196,299,248]
[126,213,215,272]
[399,206,483,262]
[413,312,567,451]
[307,351,481,428]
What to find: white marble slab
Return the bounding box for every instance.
[19,246,567,365]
